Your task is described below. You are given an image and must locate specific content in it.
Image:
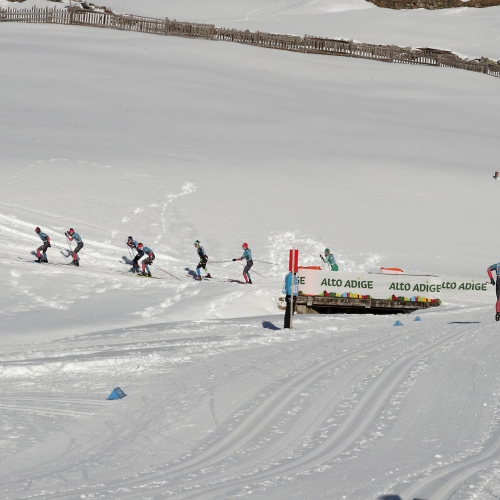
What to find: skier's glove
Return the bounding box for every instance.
[232,259,237,261]
[491,279,496,286]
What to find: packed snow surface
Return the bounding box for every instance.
[0,15,500,500]
[3,0,500,58]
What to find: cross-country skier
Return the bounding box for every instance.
[194,240,211,280]
[140,244,155,277]
[487,262,500,321]
[131,242,144,273]
[34,227,51,263]
[233,243,253,284]
[320,248,338,271]
[282,270,298,329]
[126,236,138,251]
[65,228,83,266]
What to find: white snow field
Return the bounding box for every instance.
[3,0,500,59]
[1,12,500,500]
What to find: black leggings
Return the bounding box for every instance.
[197,256,208,270]
[496,282,500,300]
[37,242,49,258]
[73,242,83,259]
[243,260,253,276]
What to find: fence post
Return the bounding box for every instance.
[349,39,354,57]
[164,17,169,35]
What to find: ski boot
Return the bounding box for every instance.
[248,279,253,284]
[194,276,202,281]
[73,260,79,266]
[35,257,41,263]
[41,258,49,264]
[496,313,500,322]
[205,274,212,278]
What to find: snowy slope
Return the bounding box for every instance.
[1,18,500,500]
[3,0,500,59]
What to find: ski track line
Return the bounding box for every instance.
[0,404,94,417]
[398,406,500,500]
[0,397,108,406]
[221,333,422,477]
[166,325,477,500]
[19,330,415,500]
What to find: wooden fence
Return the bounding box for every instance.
[1,6,499,79]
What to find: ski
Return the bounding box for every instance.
[227,279,248,284]
[17,257,72,267]
[121,272,163,280]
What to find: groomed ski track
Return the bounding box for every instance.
[2,311,499,499]
[2,13,500,500]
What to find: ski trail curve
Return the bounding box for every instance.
[166,325,477,500]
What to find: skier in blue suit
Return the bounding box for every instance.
[233,243,253,284]
[140,244,155,277]
[65,228,83,266]
[194,240,211,280]
[35,227,51,263]
[127,236,138,251]
[131,241,144,273]
[282,271,298,329]
[487,262,500,321]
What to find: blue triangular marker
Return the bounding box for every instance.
[414,316,422,322]
[393,320,403,326]
[107,387,127,400]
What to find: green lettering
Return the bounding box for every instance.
[320,279,327,286]
[459,283,465,290]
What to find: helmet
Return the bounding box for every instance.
[242,242,248,249]
[324,248,330,254]
[68,228,74,234]
[35,227,41,234]
[137,243,143,249]
[194,240,200,246]
[127,236,133,240]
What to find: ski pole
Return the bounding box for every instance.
[151,263,181,281]
[66,235,73,257]
[254,260,277,265]
[237,260,266,278]
[125,242,135,260]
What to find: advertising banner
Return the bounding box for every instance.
[296,270,491,304]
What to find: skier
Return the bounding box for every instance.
[65,228,83,266]
[126,236,138,251]
[282,270,298,329]
[194,240,211,280]
[131,242,144,273]
[487,262,500,321]
[320,248,338,271]
[34,227,51,263]
[233,242,253,284]
[140,244,155,277]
